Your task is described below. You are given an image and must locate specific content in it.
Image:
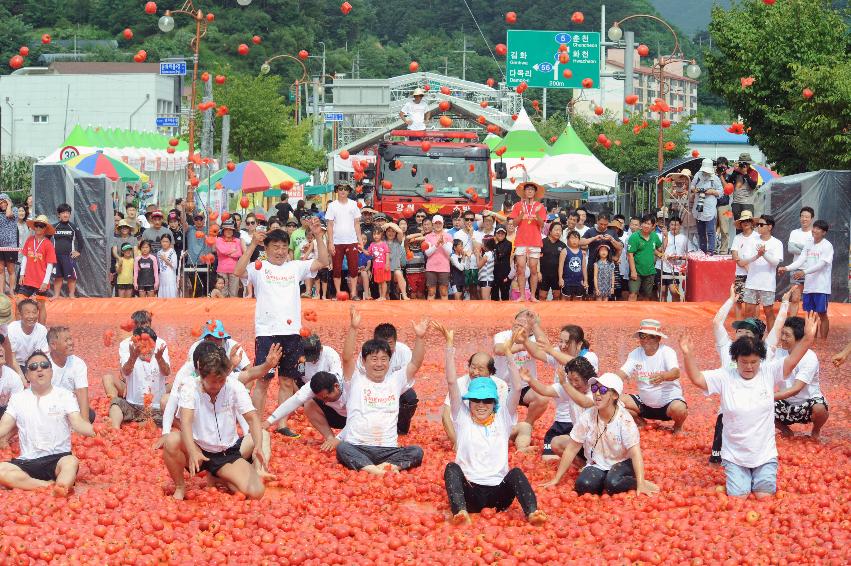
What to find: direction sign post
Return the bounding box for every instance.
[159,61,187,76]
[156,117,180,128]
[506,30,600,89]
[324,112,344,122]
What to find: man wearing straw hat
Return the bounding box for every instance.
[615,319,688,434]
[727,152,760,226]
[690,159,723,254]
[508,182,547,302]
[399,88,431,131]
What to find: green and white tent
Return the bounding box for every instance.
[483,133,503,149]
[489,108,552,186]
[529,122,618,190]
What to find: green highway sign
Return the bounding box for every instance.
[506,30,601,89]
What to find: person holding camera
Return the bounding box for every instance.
[727,153,760,230]
[690,159,723,254]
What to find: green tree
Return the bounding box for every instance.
[706,0,849,173]
[276,118,326,173]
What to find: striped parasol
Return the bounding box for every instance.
[202,160,311,194]
[751,164,780,185]
[61,150,149,182]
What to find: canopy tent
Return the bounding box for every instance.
[490,108,551,190]
[528,123,618,191]
[39,124,203,207]
[483,133,503,149]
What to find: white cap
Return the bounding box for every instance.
[588,373,624,396]
[432,214,444,224]
[699,158,714,173]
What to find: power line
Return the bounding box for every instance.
[460,0,506,81]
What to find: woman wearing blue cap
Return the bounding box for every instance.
[436,322,547,526]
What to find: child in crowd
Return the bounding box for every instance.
[300,230,318,298]
[116,244,135,298]
[368,229,391,301]
[450,239,466,300]
[562,230,587,301]
[158,234,178,299]
[209,275,226,298]
[134,240,159,298]
[477,238,496,300]
[357,233,371,300]
[385,223,408,300]
[594,244,615,301]
[509,263,532,301]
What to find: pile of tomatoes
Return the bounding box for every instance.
[1,302,849,565]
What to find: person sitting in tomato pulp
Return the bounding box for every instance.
[163,344,267,500]
[334,306,427,475]
[541,372,659,497]
[107,326,171,429]
[437,322,547,526]
[47,326,95,423]
[0,350,95,495]
[7,298,48,374]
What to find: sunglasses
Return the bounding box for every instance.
[638,332,658,339]
[246,221,256,225]
[27,360,51,371]
[755,222,768,227]
[590,383,610,395]
[34,223,46,228]
[469,398,496,405]
[464,218,474,222]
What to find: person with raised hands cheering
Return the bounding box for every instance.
[436,321,547,526]
[679,313,819,499]
[540,372,658,496]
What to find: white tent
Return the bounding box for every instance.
[529,123,618,191]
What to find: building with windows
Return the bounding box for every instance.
[0,62,181,159]
[573,49,698,123]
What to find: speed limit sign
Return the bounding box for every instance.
[60,146,80,160]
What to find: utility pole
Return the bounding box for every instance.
[443,57,449,75]
[623,30,635,119]
[452,35,474,81]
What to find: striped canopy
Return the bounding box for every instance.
[202,160,311,194]
[61,151,149,182]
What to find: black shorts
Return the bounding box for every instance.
[539,272,561,292]
[116,283,134,291]
[256,334,305,381]
[630,394,685,421]
[17,284,49,299]
[9,452,71,482]
[0,250,17,264]
[53,254,78,280]
[198,439,249,477]
[543,421,573,455]
[478,280,493,288]
[138,285,154,292]
[562,283,585,297]
[519,385,532,407]
[315,399,347,429]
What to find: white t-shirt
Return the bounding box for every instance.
[6,387,79,460]
[325,199,362,245]
[787,228,813,263]
[731,232,759,276]
[704,359,785,468]
[162,365,248,435]
[442,374,509,408]
[576,225,589,237]
[339,368,412,447]
[776,348,822,405]
[569,405,640,471]
[0,365,24,406]
[619,345,683,408]
[455,229,484,270]
[268,372,348,425]
[656,232,689,273]
[493,330,537,384]
[744,236,783,292]
[401,99,429,130]
[452,399,514,486]
[546,348,600,373]
[7,321,48,367]
[188,338,250,372]
[49,355,88,392]
[792,239,834,295]
[120,348,170,408]
[307,345,343,381]
[355,341,411,375]
[551,382,594,424]
[118,336,168,367]
[178,378,255,453]
[247,259,317,336]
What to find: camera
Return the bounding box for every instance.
[694,187,707,213]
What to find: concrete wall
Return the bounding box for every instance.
[0,73,179,159]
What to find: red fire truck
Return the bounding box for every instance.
[365,130,506,219]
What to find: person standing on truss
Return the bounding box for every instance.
[399,88,432,131]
